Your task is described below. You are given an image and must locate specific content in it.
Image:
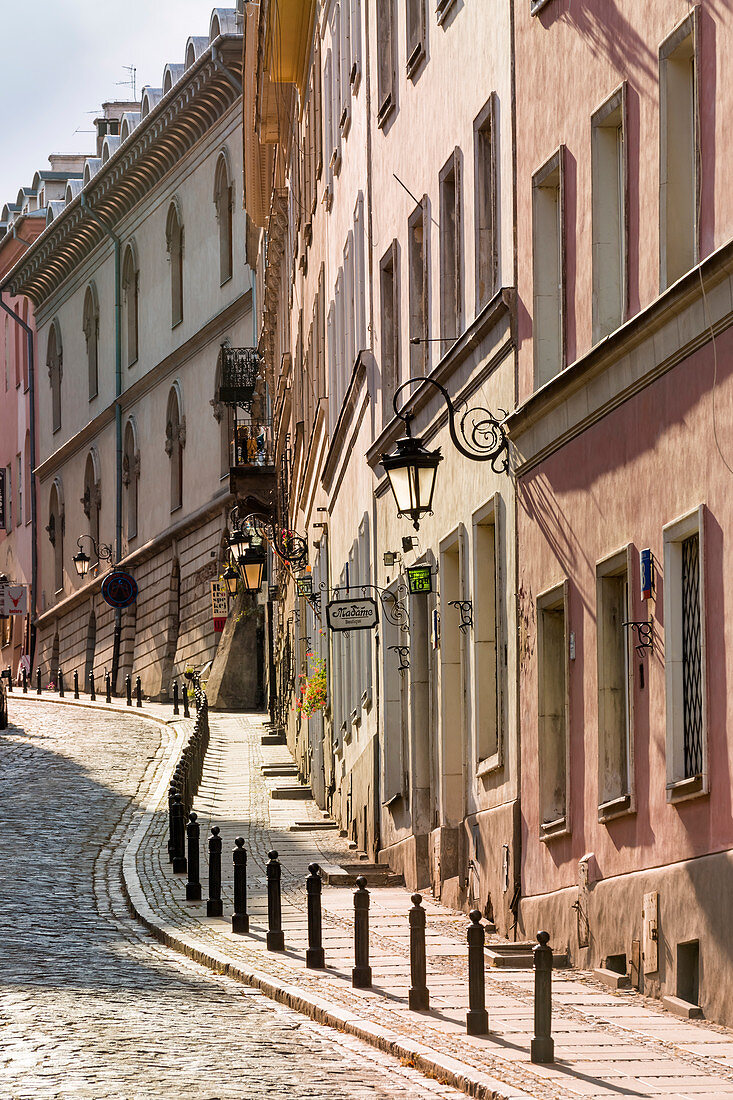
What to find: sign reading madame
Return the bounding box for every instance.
[326,597,378,631]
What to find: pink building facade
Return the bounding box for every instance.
[508,0,733,1023]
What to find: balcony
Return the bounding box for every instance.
[217,345,263,409]
[229,417,277,516]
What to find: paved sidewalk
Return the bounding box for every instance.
[120,711,733,1100]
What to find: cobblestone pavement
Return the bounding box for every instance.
[0,699,463,1100]
[127,711,733,1100]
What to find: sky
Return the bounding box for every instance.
[0,0,219,208]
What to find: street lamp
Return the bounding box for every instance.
[223,563,240,598]
[228,528,250,564]
[73,534,114,577]
[240,546,266,593]
[380,377,509,530]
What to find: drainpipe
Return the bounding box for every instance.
[80,194,123,688]
[0,291,38,668]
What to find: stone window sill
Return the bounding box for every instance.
[476,752,502,779]
[540,815,570,842]
[598,793,634,823]
[666,774,707,804]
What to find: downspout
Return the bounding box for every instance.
[0,291,38,668]
[211,44,243,95]
[80,194,124,689]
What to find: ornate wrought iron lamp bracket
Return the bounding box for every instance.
[76,534,115,565]
[623,620,653,655]
[448,600,474,634]
[392,376,509,474]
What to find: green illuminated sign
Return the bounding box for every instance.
[296,576,313,597]
[407,565,433,595]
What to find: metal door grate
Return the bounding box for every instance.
[681,533,703,777]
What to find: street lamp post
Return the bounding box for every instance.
[72,534,115,578]
[380,377,509,530]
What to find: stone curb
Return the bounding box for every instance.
[9,692,186,726]
[117,737,532,1100]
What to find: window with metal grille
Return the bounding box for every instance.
[681,533,703,776]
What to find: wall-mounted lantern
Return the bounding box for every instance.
[73,534,114,577]
[380,377,508,530]
[240,545,266,593]
[222,564,240,598]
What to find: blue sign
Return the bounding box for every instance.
[640,549,653,601]
[102,570,138,609]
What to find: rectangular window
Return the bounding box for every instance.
[354,192,366,353]
[314,35,323,181]
[406,0,426,76]
[592,86,626,342]
[380,240,400,424]
[408,198,429,375]
[660,12,698,290]
[343,232,355,373]
[664,506,707,799]
[440,149,462,343]
[474,96,497,311]
[376,0,396,126]
[537,582,569,836]
[340,0,351,132]
[596,549,633,819]
[350,0,362,89]
[16,454,21,536]
[474,500,501,768]
[532,149,565,387]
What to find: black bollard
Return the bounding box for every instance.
[5,669,12,692]
[136,676,142,708]
[89,671,96,701]
[466,910,489,1035]
[73,670,79,699]
[531,931,555,1064]
[105,672,111,703]
[182,685,190,718]
[185,812,202,901]
[408,893,430,1011]
[352,876,372,988]
[232,837,249,934]
[306,863,325,968]
[125,675,132,707]
[58,669,64,697]
[167,784,177,863]
[207,826,223,917]
[36,667,41,694]
[172,680,179,716]
[22,666,27,694]
[266,850,285,950]
[171,793,187,874]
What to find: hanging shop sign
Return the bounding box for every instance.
[296,575,314,598]
[211,579,228,632]
[326,597,379,632]
[5,586,27,616]
[406,565,433,595]
[101,570,138,609]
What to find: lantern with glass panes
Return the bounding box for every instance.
[380,377,509,530]
[73,534,115,577]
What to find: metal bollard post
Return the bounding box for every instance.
[266,850,285,950]
[531,931,555,1064]
[172,680,179,716]
[58,670,64,697]
[105,673,111,703]
[306,863,325,968]
[171,793,187,874]
[22,667,27,693]
[125,675,132,707]
[352,876,372,988]
[185,812,202,901]
[466,910,489,1035]
[207,826,223,917]
[5,668,12,692]
[73,670,79,699]
[408,893,430,1011]
[135,676,142,708]
[167,784,177,863]
[232,837,249,934]
[36,667,41,694]
[182,685,190,718]
[89,672,96,701]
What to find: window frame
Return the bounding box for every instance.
[408,196,429,376]
[596,545,636,822]
[532,147,566,389]
[376,0,397,127]
[439,147,463,344]
[591,84,628,343]
[663,504,708,802]
[536,579,570,840]
[472,494,504,776]
[474,95,498,313]
[406,0,426,78]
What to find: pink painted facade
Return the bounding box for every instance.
[509,0,733,1022]
[0,223,41,678]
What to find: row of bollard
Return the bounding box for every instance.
[30,666,126,705]
[167,803,555,1061]
[171,680,191,718]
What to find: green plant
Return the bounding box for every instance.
[295,652,327,719]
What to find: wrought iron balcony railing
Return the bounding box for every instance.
[218,345,263,409]
[230,418,274,468]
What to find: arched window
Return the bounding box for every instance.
[122,244,139,367]
[47,480,64,593]
[47,320,63,433]
[165,385,185,512]
[82,451,101,561]
[214,153,233,285]
[83,284,99,399]
[165,202,184,327]
[123,418,139,540]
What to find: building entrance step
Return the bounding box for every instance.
[261,763,299,777]
[484,942,568,968]
[269,785,312,800]
[289,821,339,832]
[320,862,405,887]
[261,733,286,746]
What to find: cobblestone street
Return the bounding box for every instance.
[0,700,461,1100]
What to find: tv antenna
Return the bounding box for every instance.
[117,65,137,100]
